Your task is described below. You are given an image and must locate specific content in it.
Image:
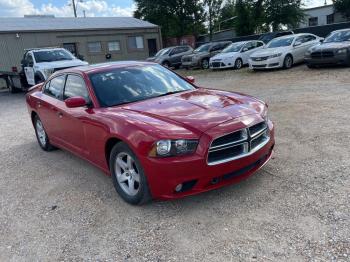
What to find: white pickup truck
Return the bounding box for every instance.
[0,47,88,93]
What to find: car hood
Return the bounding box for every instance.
[310,42,350,51]
[251,47,288,57]
[118,88,264,134]
[37,59,88,69]
[184,51,208,59]
[211,52,238,60]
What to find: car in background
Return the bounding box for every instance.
[249,33,322,70]
[146,45,193,69]
[26,61,274,205]
[259,30,294,44]
[305,28,350,68]
[181,41,232,69]
[209,40,265,70]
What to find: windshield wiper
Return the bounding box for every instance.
[153,90,186,98]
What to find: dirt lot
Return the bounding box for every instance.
[0,65,349,261]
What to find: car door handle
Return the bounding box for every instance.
[57,112,63,118]
[37,101,42,108]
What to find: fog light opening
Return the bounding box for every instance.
[175,184,183,192]
[211,178,219,185]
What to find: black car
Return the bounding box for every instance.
[259,30,294,44]
[305,29,350,68]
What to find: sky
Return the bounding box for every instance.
[0,0,331,18]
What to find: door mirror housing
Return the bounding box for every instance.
[185,76,195,84]
[320,38,324,43]
[65,96,87,108]
[294,41,302,47]
[242,47,249,52]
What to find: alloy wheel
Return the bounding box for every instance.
[114,152,141,196]
[35,119,47,147]
[202,59,209,69]
[235,59,242,69]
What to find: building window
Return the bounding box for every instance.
[108,41,121,52]
[88,42,102,53]
[309,17,318,27]
[128,36,144,50]
[327,14,334,24]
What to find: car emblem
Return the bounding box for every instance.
[255,58,262,61]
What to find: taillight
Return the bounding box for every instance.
[12,66,18,72]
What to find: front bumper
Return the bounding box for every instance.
[182,59,200,68]
[249,57,283,70]
[209,61,234,69]
[305,53,350,66]
[141,118,275,200]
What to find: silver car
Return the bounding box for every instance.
[146,45,193,69]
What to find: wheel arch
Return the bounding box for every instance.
[105,137,123,168]
[31,111,38,126]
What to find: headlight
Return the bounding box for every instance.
[337,49,348,54]
[268,53,283,59]
[149,139,198,157]
[262,107,269,123]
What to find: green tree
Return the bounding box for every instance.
[204,0,224,40]
[134,0,205,39]
[264,0,304,31]
[218,0,236,31]
[333,0,350,19]
[234,0,256,36]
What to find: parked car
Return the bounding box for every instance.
[259,30,294,44]
[146,45,193,69]
[209,40,265,70]
[0,47,88,93]
[249,33,322,70]
[26,61,275,205]
[181,41,232,69]
[305,28,350,68]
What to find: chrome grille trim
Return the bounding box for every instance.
[207,121,270,166]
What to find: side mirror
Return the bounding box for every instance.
[320,39,324,43]
[186,76,195,84]
[65,96,87,108]
[294,41,302,47]
[242,47,249,52]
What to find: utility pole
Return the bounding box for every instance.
[72,0,77,17]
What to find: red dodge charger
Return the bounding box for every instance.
[26,62,275,205]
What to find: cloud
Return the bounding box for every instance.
[0,0,136,17]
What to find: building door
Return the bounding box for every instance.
[147,39,158,57]
[63,43,78,57]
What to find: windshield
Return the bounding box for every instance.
[194,44,211,53]
[155,48,171,57]
[33,49,74,63]
[222,43,245,53]
[324,30,350,43]
[89,64,196,107]
[259,33,274,43]
[267,37,294,48]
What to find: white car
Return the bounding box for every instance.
[210,40,265,69]
[249,33,322,70]
[22,48,88,85]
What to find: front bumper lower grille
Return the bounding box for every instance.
[207,121,269,165]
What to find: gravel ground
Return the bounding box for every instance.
[0,65,349,261]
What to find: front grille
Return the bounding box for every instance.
[251,56,268,61]
[207,121,269,165]
[252,64,267,68]
[211,62,225,68]
[311,51,334,58]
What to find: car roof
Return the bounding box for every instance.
[272,33,311,40]
[60,61,156,75]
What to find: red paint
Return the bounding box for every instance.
[26,62,275,200]
[65,96,87,108]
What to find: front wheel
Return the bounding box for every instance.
[110,142,152,205]
[283,55,293,69]
[33,115,56,151]
[201,59,209,69]
[234,58,243,69]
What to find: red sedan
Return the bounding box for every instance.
[26,62,275,205]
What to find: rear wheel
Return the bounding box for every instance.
[234,58,243,69]
[307,63,316,69]
[162,61,170,68]
[283,55,293,69]
[33,115,56,151]
[201,59,209,69]
[110,142,152,205]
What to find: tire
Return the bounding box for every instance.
[35,74,45,85]
[307,63,316,69]
[162,61,170,68]
[283,55,293,69]
[33,115,56,151]
[174,64,181,70]
[109,142,152,205]
[201,59,209,69]
[234,58,243,69]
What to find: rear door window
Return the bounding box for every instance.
[44,75,66,100]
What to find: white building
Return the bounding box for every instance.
[299,4,347,28]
